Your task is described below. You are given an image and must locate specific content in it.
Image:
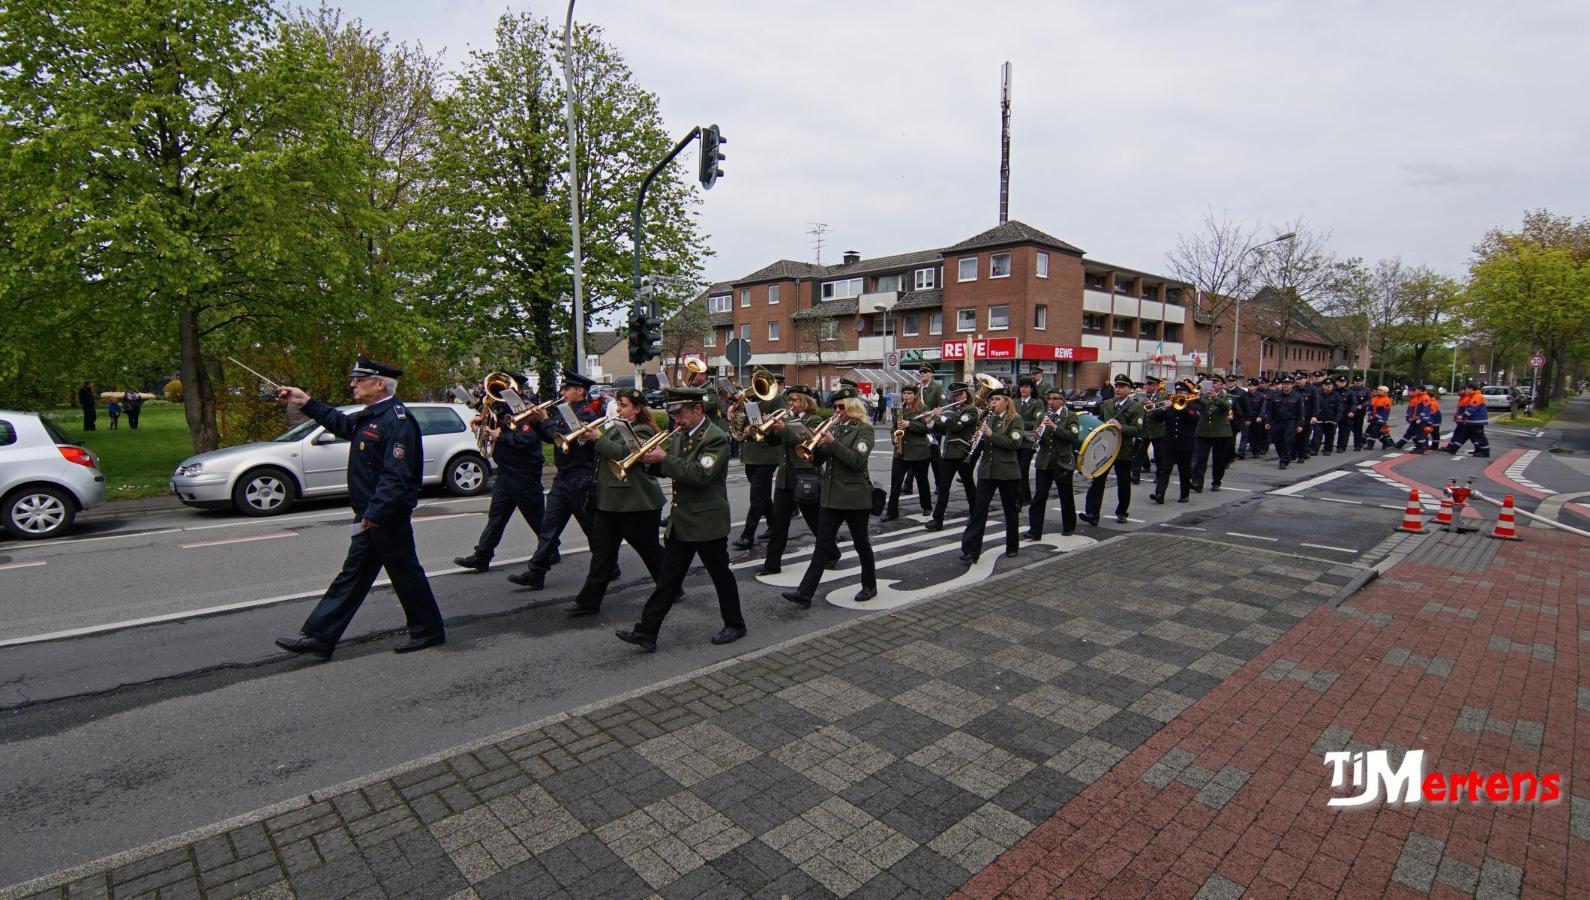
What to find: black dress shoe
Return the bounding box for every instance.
[854,586,877,602]
[1115,513,1129,523]
[1062,529,1076,537]
[1191,485,1203,493]
[393,632,445,654]
[957,553,977,565]
[615,629,657,652]
[507,571,544,589]
[880,512,898,522]
[1022,530,1039,540]
[711,626,748,645]
[275,635,334,659]
[781,591,812,608]
[453,554,490,571]
[1079,513,1099,527]
[755,565,781,576]
[1177,496,1190,503]
[731,536,755,550]
[1210,483,1221,491]
[566,604,600,618]
[1150,493,1164,504]
[923,520,943,531]
[1004,550,1019,559]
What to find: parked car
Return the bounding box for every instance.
[1479,385,1518,411]
[170,402,489,516]
[1066,387,1105,414]
[0,411,107,539]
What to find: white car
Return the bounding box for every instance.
[1479,385,1517,411]
[1,411,107,539]
[170,403,489,516]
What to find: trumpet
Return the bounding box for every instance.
[503,396,560,428]
[611,425,679,481]
[1169,392,1196,411]
[744,408,791,442]
[554,415,617,453]
[795,414,840,462]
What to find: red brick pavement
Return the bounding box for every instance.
[955,530,1588,899]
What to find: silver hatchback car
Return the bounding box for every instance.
[170,402,490,516]
[1,411,108,539]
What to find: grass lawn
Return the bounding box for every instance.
[42,403,201,500]
[1493,405,1564,428]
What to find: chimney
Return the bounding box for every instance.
[842,250,860,266]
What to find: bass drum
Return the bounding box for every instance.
[1074,414,1124,480]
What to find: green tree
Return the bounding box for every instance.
[1395,266,1460,387]
[1466,233,1589,409]
[1,0,365,451]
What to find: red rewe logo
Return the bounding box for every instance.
[1324,750,1562,807]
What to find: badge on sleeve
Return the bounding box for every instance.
[700,454,716,471]
[857,441,870,454]
[393,443,406,460]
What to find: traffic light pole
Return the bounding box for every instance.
[631,126,702,319]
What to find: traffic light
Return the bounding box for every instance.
[698,124,726,190]
[627,310,648,365]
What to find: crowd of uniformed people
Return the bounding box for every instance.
[268,355,1470,659]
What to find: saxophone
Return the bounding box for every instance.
[892,410,906,458]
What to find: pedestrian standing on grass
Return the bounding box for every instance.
[107,398,122,430]
[123,390,144,430]
[78,381,97,431]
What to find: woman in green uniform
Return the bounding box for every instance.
[958,387,1025,564]
[780,389,878,606]
[1026,389,1081,539]
[757,386,836,575]
[568,389,665,616]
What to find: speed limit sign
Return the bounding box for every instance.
[1529,354,1545,369]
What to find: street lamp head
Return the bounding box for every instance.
[1273,232,1297,243]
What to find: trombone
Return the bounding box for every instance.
[795,414,839,462]
[611,426,679,481]
[743,408,791,442]
[554,415,617,453]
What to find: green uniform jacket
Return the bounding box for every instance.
[1097,396,1145,440]
[894,406,933,461]
[976,410,1025,480]
[659,420,731,541]
[1016,396,1043,449]
[738,392,787,466]
[919,380,946,411]
[1195,394,1234,438]
[1035,408,1083,470]
[592,418,665,512]
[815,418,874,510]
[1141,390,1168,439]
[700,387,726,435]
[774,413,823,490]
[938,406,979,460]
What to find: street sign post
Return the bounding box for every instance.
[1528,355,1545,369]
[1529,353,1543,412]
[884,351,900,371]
[725,338,752,384]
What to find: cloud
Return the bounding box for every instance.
[1401,161,1512,188]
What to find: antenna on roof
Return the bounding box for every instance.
[999,61,1012,225]
[808,222,829,265]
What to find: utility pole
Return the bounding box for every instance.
[998,62,1012,225]
[564,0,586,375]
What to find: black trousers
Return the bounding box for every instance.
[740,463,777,541]
[1248,420,1269,457]
[1192,436,1234,488]
[1272,423,1302,462]
[1445,423,1489,452]
[1028,467,1076,537]
[526,470,593,577]
[932,455,976,523]
[81,406,96,431]
[795,507,876,599]
[962,478,1020,559]
[303,513,443,643]
[471,467,544,560]
[1084,454,1134,519]
[1155,440,1195,500]
[763,487,824,570]
[126,405,141,429]
[1132,437,1154,481]
[1017,448,1035,503]
[635,536,744,637]
[1337,416,1357,451]
[887,457,933,515]
[574,507,664,610]
[929,441,948,497]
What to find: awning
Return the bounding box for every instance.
[841,367,916,388]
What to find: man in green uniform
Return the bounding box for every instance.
[1133,375,1167,485]
[1192,377,1235,492]
[1082,374,1144,526]
[568,388,667,616]
[1014,378,1043,505]
[780,387,878,606]
[1025,365,1050,399]
[917,365,947,502]
[733,369,787,550]
[615,387,745,652]
[883,385,933,520]
[1027,388,1082,538]
[958,386,1025,562]
[927,382,978,530]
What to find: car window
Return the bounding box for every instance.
[0,419,14,447]
[273,419,321,442]
[413,406,466,436]
[39,416,75,446]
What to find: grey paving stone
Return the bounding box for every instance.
[991,765,1087,824]
[836,700,954,758]
[1477,856,1524,900]
[961,706,1083,765]
[1194,873,1246,900]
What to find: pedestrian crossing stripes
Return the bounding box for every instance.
[1504,450,1554,495]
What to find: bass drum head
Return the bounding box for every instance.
[1076,420,1123,480]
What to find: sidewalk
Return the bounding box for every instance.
[5,525,1582,899]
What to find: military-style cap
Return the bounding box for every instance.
[1312,370,1326,377]
[1278,375,1295,384]
[350,355,401,379]
[1112,374,1133,387]
[829,386,859,404]
[1045,388,1064,397]
[987,386,1011,399]
[948,381,970,394]
[1017,377,1035,388]
[614,387,645,405]
[773,373,786,383]
[919,364,936,375]
[901,384,919,394]
[1352,374,1365,381]
[785,384,813,398]
[1144,375,1163,384]
[561,369,596,390]
[663,386,708,408]
[1246,378,1259,386]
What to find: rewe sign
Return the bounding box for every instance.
[941,338,1018,360]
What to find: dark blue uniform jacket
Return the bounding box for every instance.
[302,396,423,523]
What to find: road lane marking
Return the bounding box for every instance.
[1270,470,1353,496]
[1226,532,1277,542]
[0,560,47,571]
[1302,542,1357,554]
[1159,524,1206,531]
[1319,497,1363,505]
[179,532,297,549]
[1215,486,1253,492]
[412,513,482,523]
[729,517,972,571]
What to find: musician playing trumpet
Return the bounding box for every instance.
[566,388,668,617]
[1148,379,1202,505]
[454,372,546,573]
[882,385,933,521]
[756,386,837,576]
[1026,389,1082,539]
[927,382,979,531]
[508,370,602,591]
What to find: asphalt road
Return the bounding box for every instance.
[2,398,1585,885]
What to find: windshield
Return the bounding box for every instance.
[273,419,321,442]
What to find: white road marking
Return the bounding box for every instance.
[0,560,48,571]
[728,517,970,571]
[1226,532,1278,542]
[1270,470,1353,496]
[826,532,1097,610]
[1302,542,1357,554]
[756,534,970,588]
[1504,450,1555,495]
[1319,497,1364,505]
[179,532,297,550]
[412,512,482,523]
[1216,486,1254,492]
[1159,524,1206,531]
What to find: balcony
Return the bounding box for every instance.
[1110,337,1139,354]
[1112,296,1140,318]
[860,290,899,312]
[1080,334,1110,351]
[1163,304,1186,325]
[1139,300,1163,321]
[1083,289,1113,314]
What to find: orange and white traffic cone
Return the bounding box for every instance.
[1435,496,1454,530]
[1399,489,1428,534]
[1489,494,1521,541]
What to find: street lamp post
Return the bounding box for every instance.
[873,303,893,372]
[564,0,586,375]
[1230,231,1296,377]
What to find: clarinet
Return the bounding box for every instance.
[965,408,999,456]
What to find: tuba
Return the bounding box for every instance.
[969,373,1002,409]
[732,370,778,405]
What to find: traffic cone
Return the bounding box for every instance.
[1435,496,1453,530]
[1398,489,1428,534]
[1489,494,1521,541]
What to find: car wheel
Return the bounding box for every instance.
[232,467,297,516]
[3,485,77,540]
[445,453,489,496]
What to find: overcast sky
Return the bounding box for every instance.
[323,0,1588,285]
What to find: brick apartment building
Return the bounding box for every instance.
[667,220,1365,393]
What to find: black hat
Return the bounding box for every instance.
[1017,377,1035,388]
[839,377,860,389]
[1246,378,1259,386]
[1352,374,1365,381]
[561,369,596,390]
[901,384,919,395]
[948,381,970,394]
[829,386,859,404]
[349,355,401,379]
[1144,375,1163,384]
[1279,375,1295,384]
[663,386,708,408]
[773,373,786,383]
[987,386,1010,399]
[614,387,645,406]
[1312,370,1326,377]
[785,384,813,398]
[1113,374,1133,387]
[919,364,936,375]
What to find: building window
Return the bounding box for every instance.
[1034,305,1047,330]
[929,312,943,335]
[1085,273,1106,291]
[987,305,1010,330]
[1163,323,1182,342]
[990,252,1012,279]
[819,319,839,342]
[1111,318,1131,336]
[1164,287,1183,306]
[740,289,751,307]
[958,258,977,282]
[768,321,780,341]
[956,308,976,332]
[768,284,780,304]
[875,314,894,336]
[915,267,936,290]
[1036,252,1049,278]
[1114,279,1132,296]
[709,294,731,313]
[740,324,750,341]
[902,313,920,337]
[875,274,902,292]
[704,329,716,347]
[1139,321,1159,340]
[821,278,863,300]
[1082,313,1106,333]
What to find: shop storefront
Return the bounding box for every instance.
[940,339,1100,392]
